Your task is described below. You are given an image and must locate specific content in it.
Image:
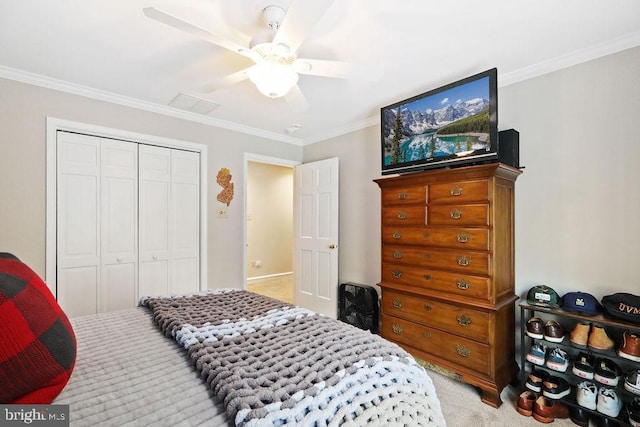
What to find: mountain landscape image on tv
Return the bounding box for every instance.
[381,68,497,174]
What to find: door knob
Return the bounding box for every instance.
[328,244,336,249]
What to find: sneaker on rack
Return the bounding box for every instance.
[594,358,622,386]
[526,342,547,366]
[544,320,565,343]
[517,390,538,417]
[628,396,640,427]
[576,381,598,410]
[546,347,569,372]
[626,369,640,396]
[526,368,549,393]
[588,325,615,351]
[596,387,622,418]
[532,395,570,424]
[526,317,545,339]
[570,322,591,349]
[572,351,595,379]
[618,330,640,362]
[542,375,571,400]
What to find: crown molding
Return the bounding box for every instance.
[499,30,640,87]
[0,65,303,146]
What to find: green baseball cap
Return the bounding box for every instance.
[527,285,560,308]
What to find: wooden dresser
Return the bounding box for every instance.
[374,163,521,407]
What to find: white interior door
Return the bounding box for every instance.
[56,132,100,318]
[100,139,138,312]
[294,157,339,317]
[139,145,170,297]
[170,149,200,294]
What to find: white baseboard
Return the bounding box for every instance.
[247,272,293,283]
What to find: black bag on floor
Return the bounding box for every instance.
[601,293,640,325]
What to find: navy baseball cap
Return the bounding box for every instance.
[527,285,560,308]
[562,291,601,316]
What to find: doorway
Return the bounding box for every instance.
[244,155,297,303]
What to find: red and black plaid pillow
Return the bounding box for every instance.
[0,253,76,404]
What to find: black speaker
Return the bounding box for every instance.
[338,283,379,334]
[498,129,520,169]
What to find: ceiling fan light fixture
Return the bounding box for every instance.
[247,62,298,98]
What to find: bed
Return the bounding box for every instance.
[1,254,445,426]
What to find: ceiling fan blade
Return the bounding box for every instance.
[273,0,336,52]
[296,58,384,82]
[201,66,255,93]
[143,7,252,59]
[284,84,310,111]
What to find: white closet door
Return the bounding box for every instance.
[139,145,171,297]
[57,132,100,318]
[101,139,138,311]
[170,150,200,294]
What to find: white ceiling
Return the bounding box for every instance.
[2,0,640,145]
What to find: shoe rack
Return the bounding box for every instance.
[519,302,640,426]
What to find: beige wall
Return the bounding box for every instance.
[246,161,293,278]
[0,78,302,289]
[303,45,640,302]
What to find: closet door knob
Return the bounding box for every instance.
[152,255,158,260]
[116,257,123,263]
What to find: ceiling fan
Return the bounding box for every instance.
[143,0,358,104]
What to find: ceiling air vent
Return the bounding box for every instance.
[169,93,220,115]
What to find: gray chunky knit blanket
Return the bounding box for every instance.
[141,289,446,427]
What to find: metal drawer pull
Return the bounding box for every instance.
[456,233,470,243]
[397,212,407,220]
[457,315,472,327]
[457,256,471,267]
[450,186,463,196]
[456,344,471,357]
[393,250,403,259]
[392,324,403,334]
[392,231,402,239]
[424,304,432,311]
[456,279,470,290]
[392,270,403,279]
[423,332,432,339]
[397,192,408,200]
[449,208,463,219]
[423,274,431,280]
[392,299,403,309]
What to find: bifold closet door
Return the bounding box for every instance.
[57,133,138,317]
[57,132,101,318]
[170,149,200,294]
[139,145,200,296]
[139,145,171,297]
[100,139,138,312]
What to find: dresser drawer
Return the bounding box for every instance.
[382,226,489,250]
[381,263,490,300]
[382,314,490,376]
[382,290,490,341]
[381,186,426,206]
[428,179,489,203]
[382,246,489,275]
[382,206,426,226]
[428,204,489,226]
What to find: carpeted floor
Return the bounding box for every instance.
[429,371,581,426]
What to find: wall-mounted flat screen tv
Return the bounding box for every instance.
[381,68,498,175]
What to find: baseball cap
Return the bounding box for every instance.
[561,291,601,316]
[527,285,560,308]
